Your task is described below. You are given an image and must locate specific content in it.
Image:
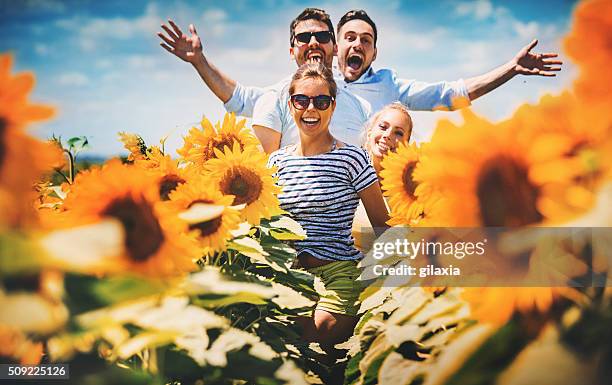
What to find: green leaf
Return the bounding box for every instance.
[444,318,540,385]
[229,237,268,256]
[193,293,268,307]
[92,276,168,304]
[67,136,89,151]
[345,350,365,385]
[0,232,45,275]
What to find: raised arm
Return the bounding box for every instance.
[464,39,563,101]
[158,20,236,103]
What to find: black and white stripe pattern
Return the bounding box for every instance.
[268,144,378,261]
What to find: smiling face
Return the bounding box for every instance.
[289,77,336,138]
[367,108,412,159]
[338,19,377,82]
[290,19,336,68]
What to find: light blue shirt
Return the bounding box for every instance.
[250,77,371,148]
[223,66,470,118]
[333,66,470,113]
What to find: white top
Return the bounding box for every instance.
[251,77,371,148]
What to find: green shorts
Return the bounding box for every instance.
[306,260,364,317]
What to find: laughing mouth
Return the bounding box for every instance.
[377,141,393,154]
[301,117,320,126]
[306,50,324,63]
[347,54,363,70]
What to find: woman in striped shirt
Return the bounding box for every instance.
[267,63,389,366]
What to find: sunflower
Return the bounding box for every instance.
[118,132,148,162]
[178,112,260,166]
[0,54,62,228]
[135,148,192,201]
[204,142,283,225]
[0,54,54,131]
[564,0,612,104]
[412,107,607,226]
[380,142,427,225]
[162,175,241,255]
[0,325,43,365]
[461,287,577,327]
[518,94,611,222]
[61,160,197,276]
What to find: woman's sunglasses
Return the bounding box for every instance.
[290,94,334,110]
[294,31,333,45]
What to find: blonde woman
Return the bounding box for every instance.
[353,102,413,250]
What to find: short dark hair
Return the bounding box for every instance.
[289,8,336,46]
[337,9,378,46]
[289,63,337,99]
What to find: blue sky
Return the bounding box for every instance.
[0,0,579,157]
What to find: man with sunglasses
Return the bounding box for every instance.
[159,8,371,152]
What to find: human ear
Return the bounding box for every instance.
[289,46,296,61]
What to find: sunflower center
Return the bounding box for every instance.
[102,196,164,262]
[476,155,543,226]
[0,117,7,169]
[566,139,589,157]
[203,134,243,161]
[159,174,185,201]
[220,166,262,206]
[402,162,418,200]
[187,199,224,237]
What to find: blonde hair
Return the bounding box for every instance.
[362,102,413,151]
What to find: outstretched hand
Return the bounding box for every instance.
[158,20,202,64]
[513,39,562,77]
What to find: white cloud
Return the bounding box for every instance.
[200,8,229,37]
[454,0,494,20]
[513,21,540,40]
[457,41,497,74]
[56,72,89,86]
[96,59,113,69]
[126,55,158,69]
[57,3,161,52]
[35,44,50,56]
[382,25,447,52]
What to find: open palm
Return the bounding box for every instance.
[513,39,562,77]
[158,20,202,64]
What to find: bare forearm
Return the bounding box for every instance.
[192,54,237,103]
[464,60,516,101]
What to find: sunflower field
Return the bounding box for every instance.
[1,0,611,384]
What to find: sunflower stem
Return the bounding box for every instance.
[63,148,75,183]
[55,169,71,184]
[148,347,159,375]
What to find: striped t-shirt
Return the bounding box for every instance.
[268,144,378,261]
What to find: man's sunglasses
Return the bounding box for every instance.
[290,94,334,110]
[294,31,334,45]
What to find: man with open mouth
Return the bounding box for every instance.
[334,9,562,114]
